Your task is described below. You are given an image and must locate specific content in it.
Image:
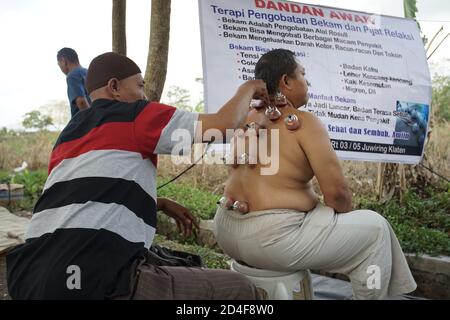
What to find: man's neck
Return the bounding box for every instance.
[67,63,82,74]
[278,103,299,116]
[90,90,115,102]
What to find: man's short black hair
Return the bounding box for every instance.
[255,49,298,95]
[57,47,79,63]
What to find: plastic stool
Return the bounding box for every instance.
[231,260,314,300]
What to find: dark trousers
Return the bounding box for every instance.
[115,255,261,300]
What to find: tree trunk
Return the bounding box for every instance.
[112,0,127,55]
[144,0,171,102]
[376,163,401,203]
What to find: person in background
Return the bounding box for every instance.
[57,47,91,117]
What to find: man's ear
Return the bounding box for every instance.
[278,74,291,92]
[107,78,120,98]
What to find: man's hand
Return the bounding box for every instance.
[157,197,200,238]
[197,79,270,143]
[238,79,271,106]
[75,96,90,111]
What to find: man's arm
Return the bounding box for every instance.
[196,80,269,142]
[156,197,199,237]
[297,111,352,213]
[75,96,90,112]
[67,75,90,112]
[133,80,268,156]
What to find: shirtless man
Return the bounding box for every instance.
[214,49,417,300]
[224,64,351,214]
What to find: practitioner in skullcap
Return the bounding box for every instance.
[7,52,270,300]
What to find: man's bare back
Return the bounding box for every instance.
[224,106,320,213]
[223,49,351,213]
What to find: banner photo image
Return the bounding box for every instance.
[199,0,432,164]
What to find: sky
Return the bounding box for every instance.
[0,0,449,129]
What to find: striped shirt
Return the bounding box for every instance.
[6,98,198,299]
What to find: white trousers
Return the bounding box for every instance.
[214,204,417,300]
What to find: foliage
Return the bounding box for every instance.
[403,0,422,34]
[165,86,191,109]
[22,110,53,131]
[21,101,69,132]
[10,170,47,202]
[163,85,204,113]
[432,75,450,122]
[39,100,70,130]
[403,0,418,19]
[354,184,450,256]
[0,169,47,211]
[157,176,450,255]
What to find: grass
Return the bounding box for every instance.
[158,178,450,256]
[157,176,221,220]
[0,130,58,170]
[354,184,450,256]
[1,168,449,256]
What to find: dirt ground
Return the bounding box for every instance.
[0,255,11,300]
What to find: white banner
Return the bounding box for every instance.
[199,0,432,164]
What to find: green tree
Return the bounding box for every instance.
[40,100,70,129]
[404,0,431,46]
[22,110,53,131]
[191,101,204,113]
[165,86,191,110]
[403,0,422,33]
[164,85,204,113]
[432,75,450,122]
